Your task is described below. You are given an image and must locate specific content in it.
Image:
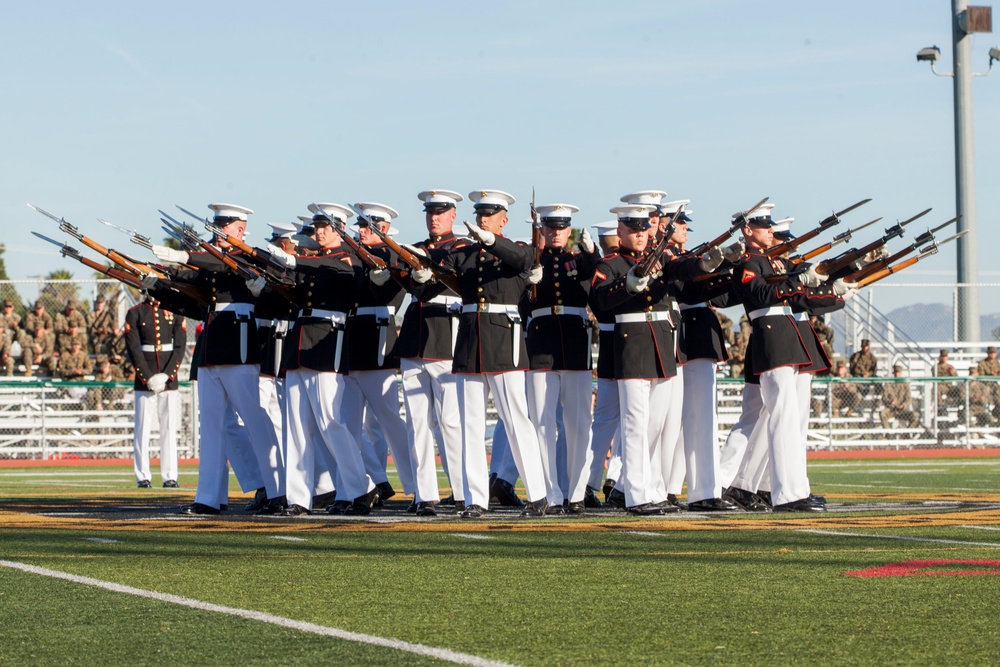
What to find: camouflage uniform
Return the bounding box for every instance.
[976,351,1000,413]
[25,308,53,336]
[86,355,126,412]
[27,329,57,376]
[715,309,735,346]
[831,365,863,416]
[965,372,995,426]
[936,353,961,411]
[58,344,92,380]
[55,305,88,354]
[1,305,24,375]
[728,332,747,379]
[87,300,118,355]
[849,349,878,377]
[109,331,135,380]
[880,380,918,428]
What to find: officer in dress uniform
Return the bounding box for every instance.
[522,203,601,513]
[591,203,722,514]
[151,203,285,515]
[728,205,850,512]
[393,189,469,516]
[664,199,741,511]
[340,202,416,505]
[264,202,378,516]
[125,294,186,488]
[415,189,549,518]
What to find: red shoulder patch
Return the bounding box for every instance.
[591,269,607,286]
[124,323,131,334]
[741,269,756,284]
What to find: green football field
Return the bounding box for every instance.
[2,456,1000,666]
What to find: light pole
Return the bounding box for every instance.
[916,2,996,342]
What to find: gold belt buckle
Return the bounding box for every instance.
[552,305,565,315]
[478,303,489,312]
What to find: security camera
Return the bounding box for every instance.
[990,46,1000,62]
[916,46,941,62]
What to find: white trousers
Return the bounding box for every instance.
[591,378,621,486]
[526,370,594,504]
[284,369,373,510]
[194,365,283,509]
[401,358,463,503]
[680,359,723,502]
[759,366,810,506]
[458,372,546,508]
[258,376,284,453]
[719,383,764,489]
[341,369,416,494]
[133,389,178,483]
[651,376,683,501]
[618,378,676,507]
[488,420,522,484]
[223,403,264,494]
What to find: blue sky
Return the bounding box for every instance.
[2,1,997,311]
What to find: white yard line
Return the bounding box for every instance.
[0,560,520,667]
[450,533,496,541]
[810,461,1000,469]
[268,536,307,542]
[82,538,120,544]
[625,531,665,537]
[798,529,1000,548]
[958,525,1000,532]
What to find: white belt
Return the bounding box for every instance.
[615,311,674,324]
[793,311,808,322]
[598,323,615,332]
[256,318,276,328]
[748,305,793,321]
[354,305,396,318]
[529,306,589,320]
[214,302,254,315]
[679,302,707,311]
[427,295,462,307]
[460,303,522,366]
[274,320,291,335]
[140,344,173,352]
[354,306,396,366]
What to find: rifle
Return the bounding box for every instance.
[529,187,542,302]
[308,206,387,270]
[633,205,686,278]
[171,205,291,275]
[765,198,871,258]
[688,196,769,256]
[814,208,931,276]
[854,231,967,288]
[28,203,168,279]
[32,232,145,290]
[98,218,154,251]
[792,217,882,263]
[365,222,462,295]
[842,216,959,283]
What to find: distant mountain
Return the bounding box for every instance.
[883,303,1000,343]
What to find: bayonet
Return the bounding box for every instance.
[766,198,871,258]
[856,231,967,288]
[689,196,768,256]
[98,218,153,250]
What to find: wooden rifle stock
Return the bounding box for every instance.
[855,257,919,288]
[368,226,461,295]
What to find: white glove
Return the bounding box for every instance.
[266,243,297,269]
[140,275,159,290]
[528,265,544,284]
[411,267,434,284]
[400,243,428,259]
[146,373,168,394]
[799,264,824,287]
[697,246,725,273]
[722,239,745,263]
[578,228,595,254]
[151,245,189,265]
[370,267,391,286]
[464,220,496,247]
[841,287,858,302]
[625,266,651,294]
[245,275,266,297]
[832,278,854,296]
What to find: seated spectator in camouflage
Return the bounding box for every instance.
[728,331,747,379]
[2,299,28,375]
[55,300,88,354]
[831,361,863,417]
[58,339,92,380]
[964,367,996,426]
[86,354,126,412]
[849,339,878,377]
[976,346,1000,408]
[87,295,118,355]
[880,364,919,429]
[25,301,53,337]
[715,308,735,346]
[935,349,962,412]
[0,329,11,377]
[109,331,135,381]
[27,328,57,377]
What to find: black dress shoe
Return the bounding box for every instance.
[244,487,268,512]
[256,496,288,515]
[756,490,773,507]
[566,501,586,515]
[162,480,179,489]
[406,501,418,513]
[415,501,438,517]
[180,502,219,515]
[666,494,688,510]
[376,481,396,502]
[521,499,549,518]
[545,503,566,516]
[722,487,772,512]
[607,488,626,509]
[327,500,351,515]
[809,494,827,505]
[652,500,681,514]
[687,498,740,512]
[774,498,828,512]
[490,476,524,507]
[454,501,466,512]
[602,478,617,503]
[439,494,456,506]
[279,504,311,517]
[345,487,379,515]
[312,491,337,510]
[583,486,603,508]
[460,504,487,519]
[137,480,151,488]
[627,503,665,516]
